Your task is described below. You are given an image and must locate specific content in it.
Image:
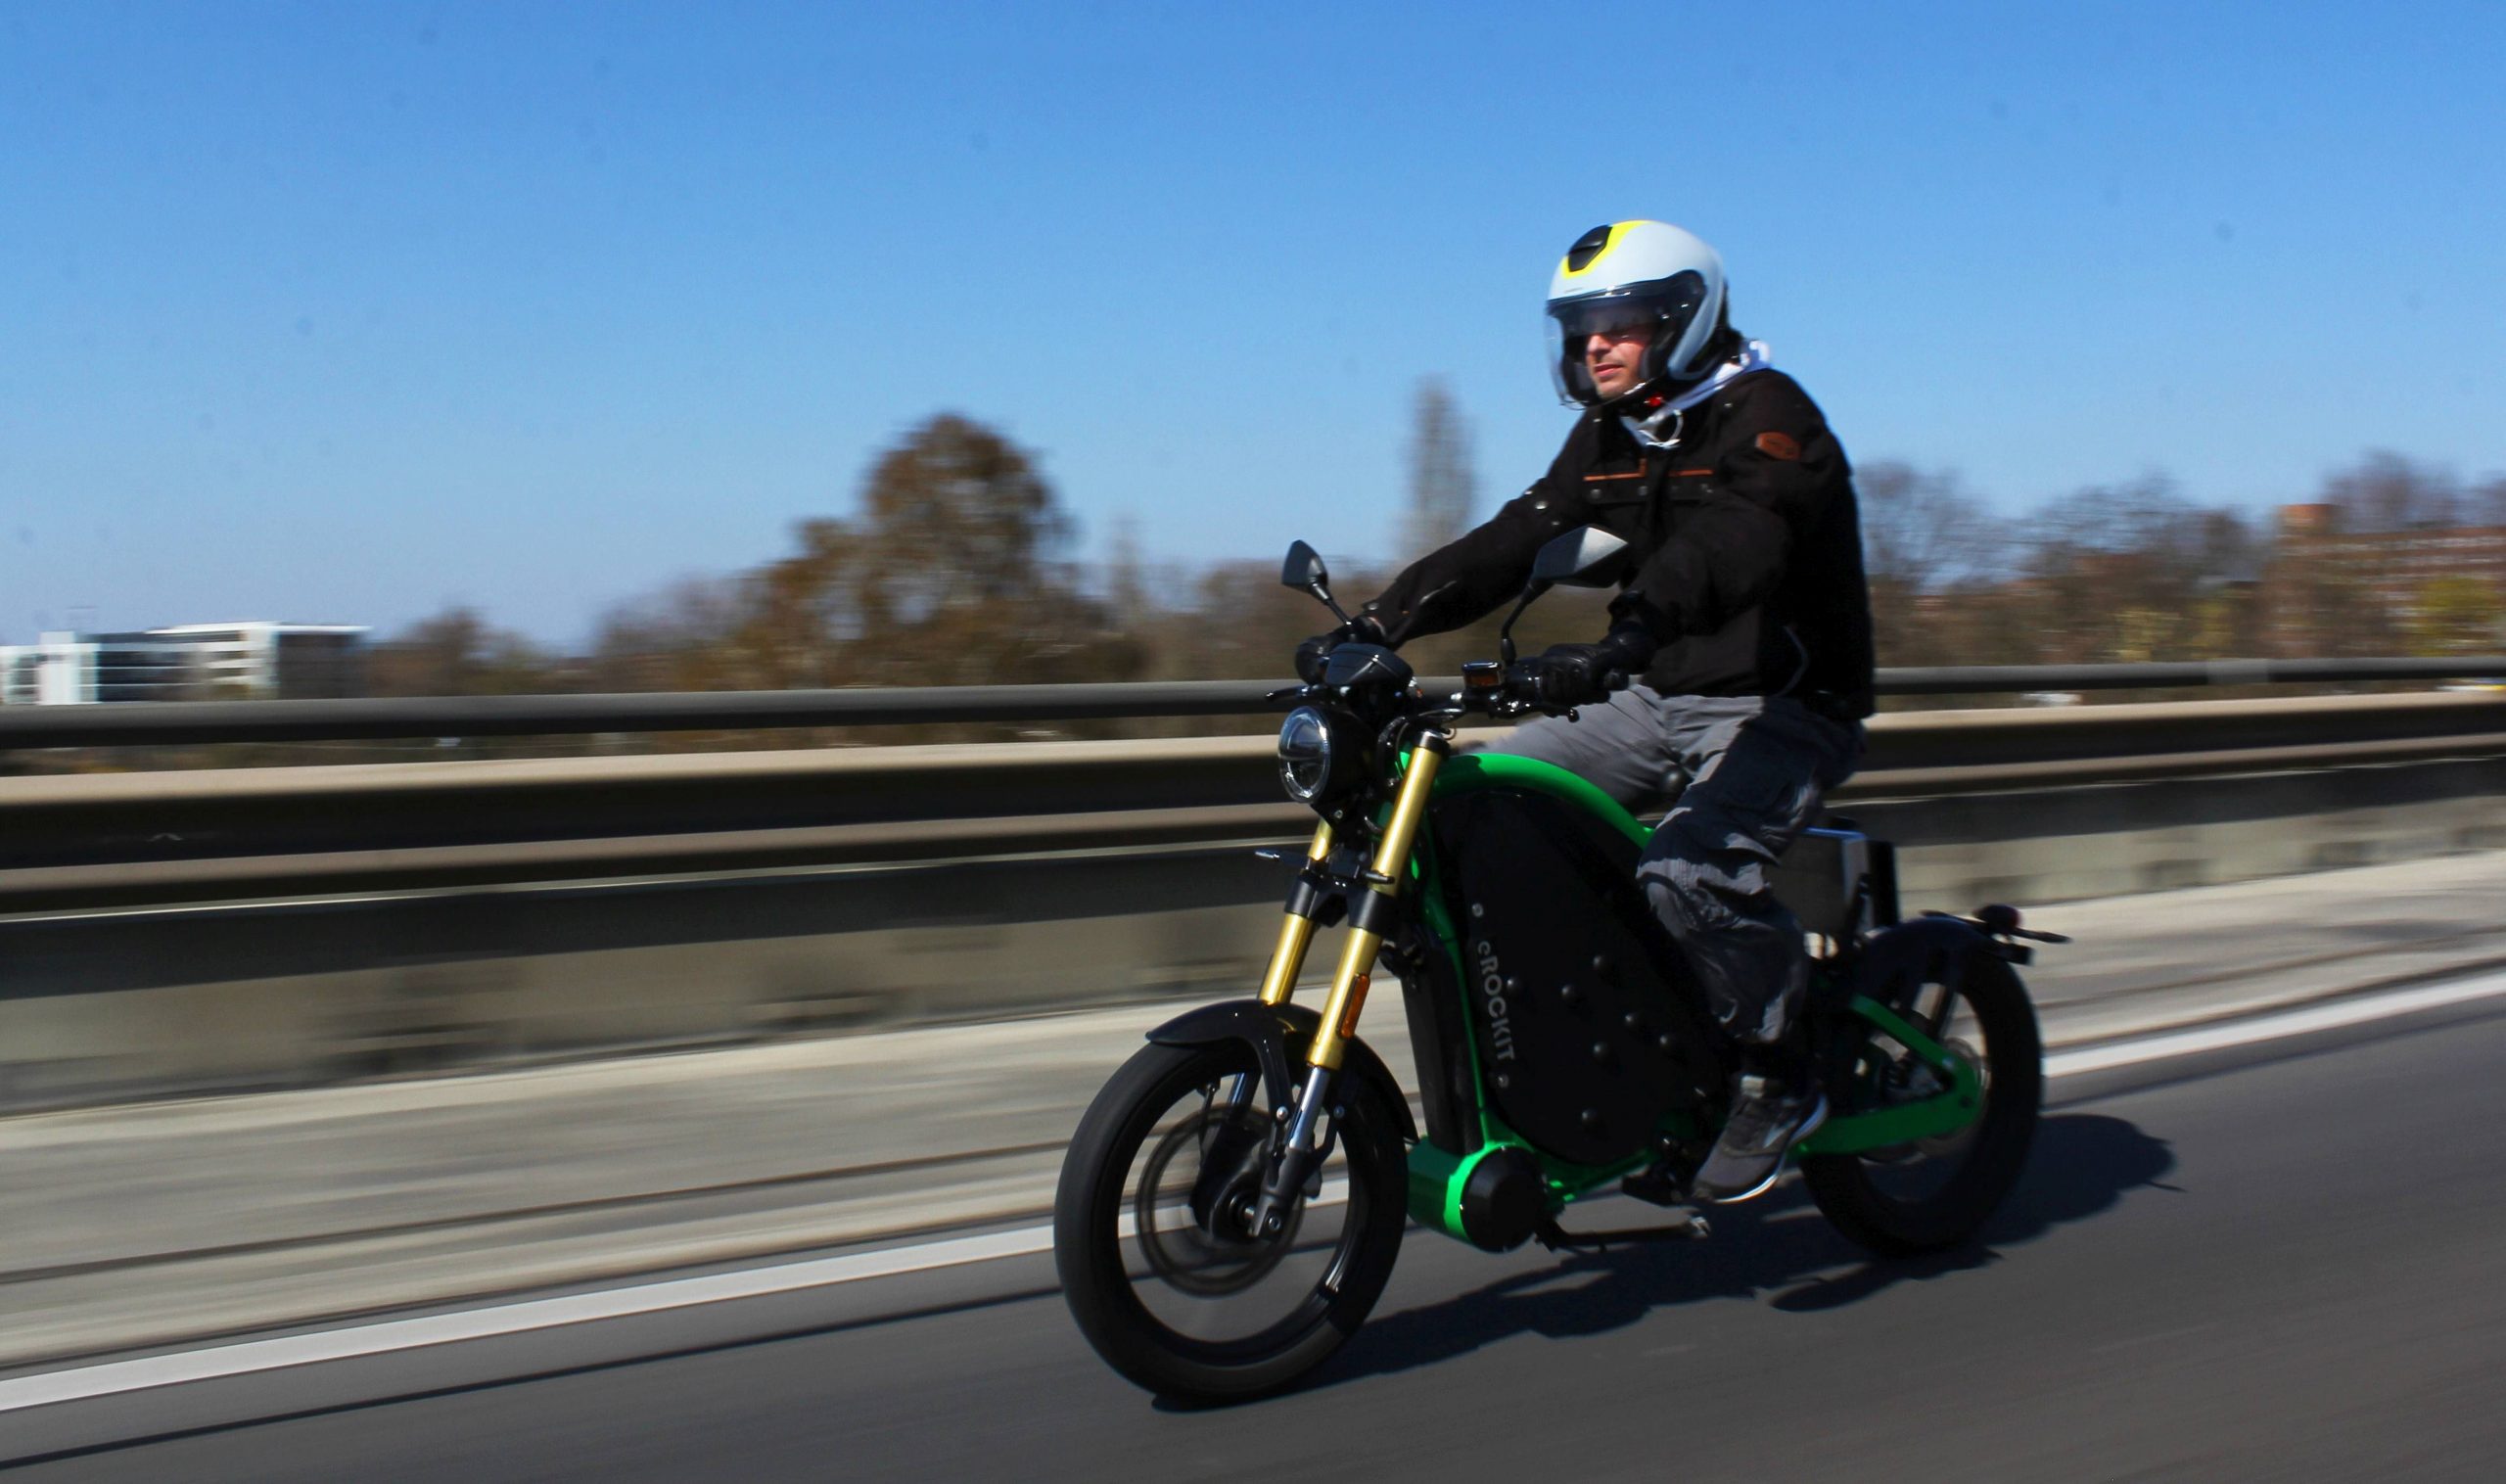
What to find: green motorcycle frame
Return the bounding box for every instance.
[1150,743,1999,1253]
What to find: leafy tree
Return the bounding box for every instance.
[690,413,1148,739]
[2410,576,2504,655]
[847,413,1135,689]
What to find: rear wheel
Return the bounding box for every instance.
[1053,1040,1408,1403]
[1805,950,2042,1255]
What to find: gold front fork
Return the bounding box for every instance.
[1306,731,1450,1072]
[1255,821,1337,1006]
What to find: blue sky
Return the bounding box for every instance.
[5,0,2502,645]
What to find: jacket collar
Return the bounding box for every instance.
[1617,340,1774,449]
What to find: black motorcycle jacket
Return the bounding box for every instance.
[1360,364,1876,718]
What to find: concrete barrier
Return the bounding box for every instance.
[0,848,1287,1106]
[9,699,2506,1109]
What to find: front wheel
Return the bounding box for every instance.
[1053,1040,1408,1403]
[1804,950,2042,1256]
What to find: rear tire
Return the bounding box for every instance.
[1053,1040,1408,1403]
[1805,951,2042,1256]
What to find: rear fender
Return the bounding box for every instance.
[1849,914,1993,1012]
[1146,999,1418,1142]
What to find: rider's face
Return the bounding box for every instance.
[1583,323,1651,400]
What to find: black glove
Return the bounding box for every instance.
[1294,614,1388,683]
[1522,624,1656,709]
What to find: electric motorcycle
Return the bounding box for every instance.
[1053,527,2060,1402]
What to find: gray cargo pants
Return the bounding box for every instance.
[1476,689,1863,1046]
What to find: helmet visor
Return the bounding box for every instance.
[1545,272,1708,404]
[1551,296,1676,344]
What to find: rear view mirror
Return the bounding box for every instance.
[1530,526,1631,589]
[1498,525,1633,667]
[1280,538,1352,625]
[1280,540,1329,594]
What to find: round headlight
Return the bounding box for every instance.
[1276,706,1334,802]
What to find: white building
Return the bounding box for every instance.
[0,623,368,705]
[0,635,98,706]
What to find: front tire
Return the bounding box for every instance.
[1805,950,2042,1256]
[1053,1039,1408,1403]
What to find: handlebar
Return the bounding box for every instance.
[1457,659,1628,720]
[1281,649,1625,729]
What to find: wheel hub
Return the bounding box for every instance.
[1135,1111,1302,1296]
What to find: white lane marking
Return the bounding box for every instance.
[10,974,2506,1416]
[0,1181,1352,1416]
[2044,967,2506,1076]
[0,1227,1053,1415]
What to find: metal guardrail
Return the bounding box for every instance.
[2,658,2503,748]
[1875,657,2506,695]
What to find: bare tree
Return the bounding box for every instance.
[1858,462,1995,595]
[1105,514,1148,637]
[590,577,748,692]
[368,607,560,697]
[1856,462,1996,666]
[2193,507,2261,582]
[1401,379,1477,562]
[2471,474,2506,530]
[2325,449,2460,532]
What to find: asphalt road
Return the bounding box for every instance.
[9,988,2506,1482]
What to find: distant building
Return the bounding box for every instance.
[0,623,368,705]
[2270,503,2506,615]
[2260,503,2506,653]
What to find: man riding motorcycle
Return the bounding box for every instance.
[1299,219,1876,1202]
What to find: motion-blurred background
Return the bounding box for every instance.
[4,4,2504,1478]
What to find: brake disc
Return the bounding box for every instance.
[1134,1109,1302,1297]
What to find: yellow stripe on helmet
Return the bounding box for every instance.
[1553,220,1644,282]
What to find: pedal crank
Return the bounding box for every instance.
[1534,1213,1711,1252]
[1619,1166,1689,1208]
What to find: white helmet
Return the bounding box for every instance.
[1544,220,1729,407]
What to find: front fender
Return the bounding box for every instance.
[1146,999,1418,1143]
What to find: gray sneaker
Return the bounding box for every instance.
[1693,1075,1828,1204]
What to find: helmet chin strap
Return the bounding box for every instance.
[1617,340,1773,449]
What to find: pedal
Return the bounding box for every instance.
[1620,1166,1688,1208]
